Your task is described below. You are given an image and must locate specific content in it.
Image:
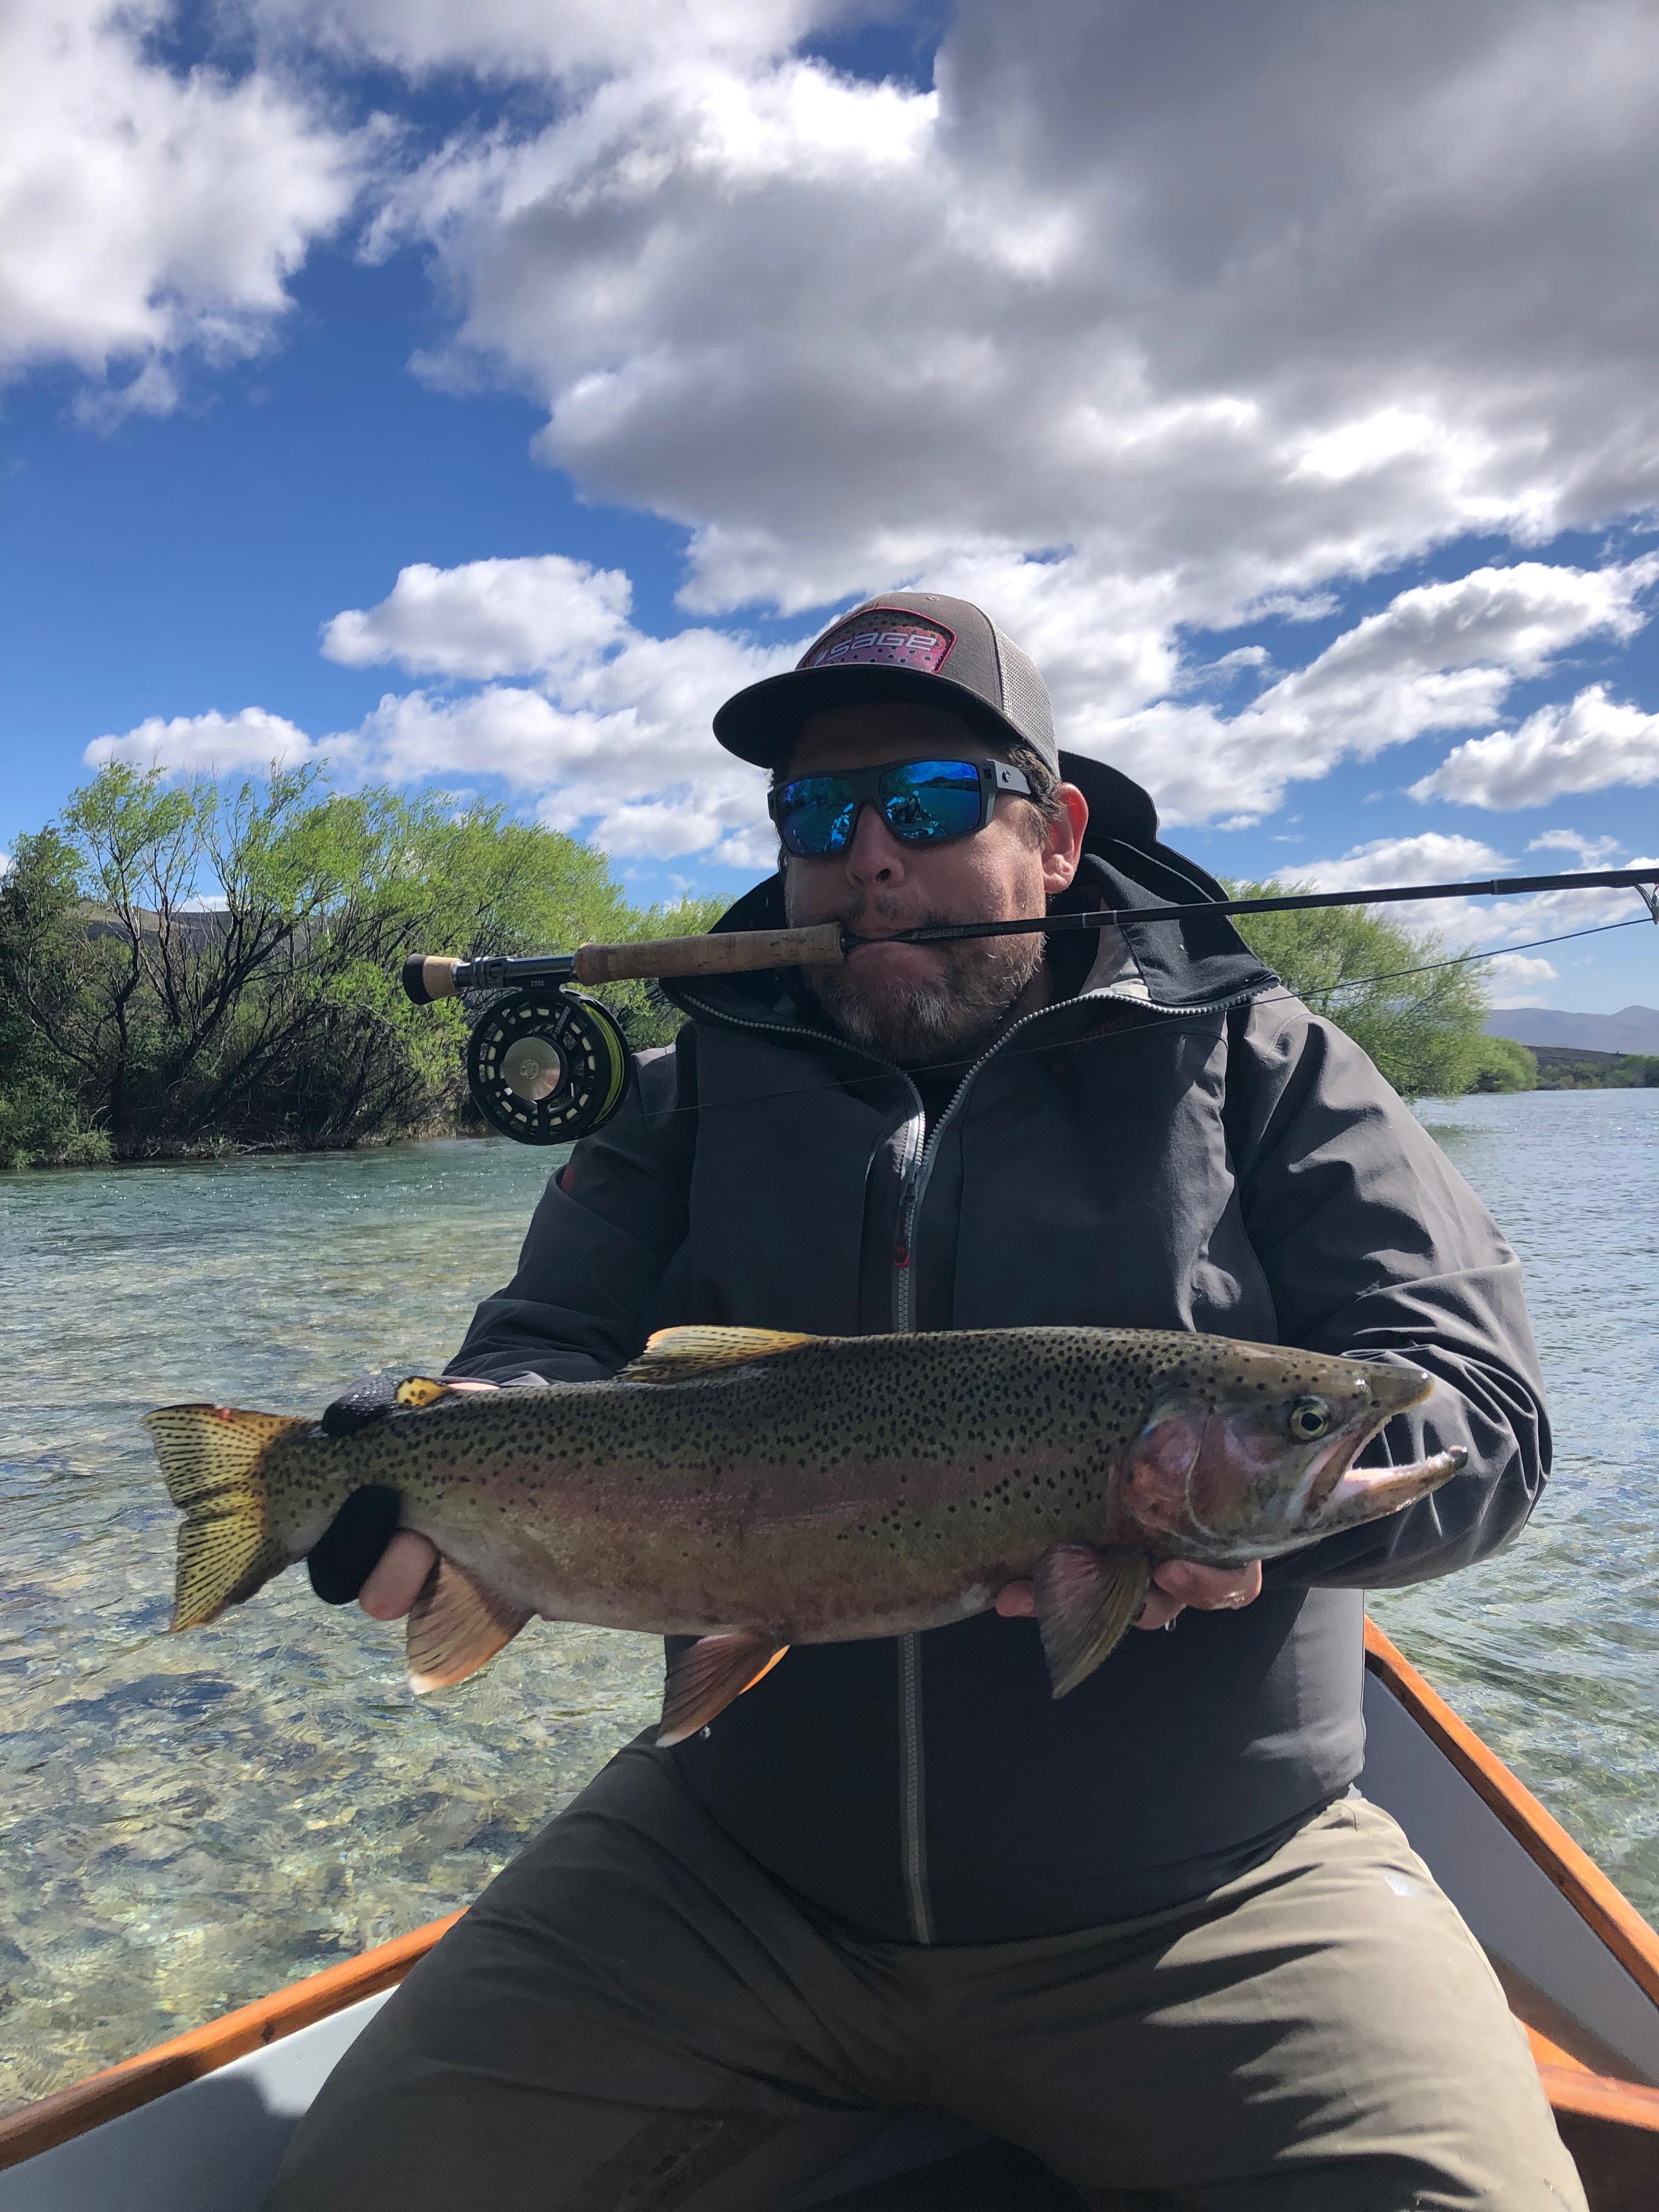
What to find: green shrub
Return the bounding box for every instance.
[1224,882,1496,1099]
[2,765,707,1161]
[1467,1035,1538,1092]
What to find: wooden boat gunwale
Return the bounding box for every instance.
[2,1621,1657,2191]
[1361,1618,1659,2015]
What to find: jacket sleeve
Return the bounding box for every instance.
[443,1036,696,1385]
[1226,999,1551,1590]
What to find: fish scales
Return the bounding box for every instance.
[145,1323,1466,1737]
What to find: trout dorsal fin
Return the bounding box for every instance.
[620,1327,819,1383]
[394,1376,459,1409]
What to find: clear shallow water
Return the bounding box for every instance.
[0,1096,1655,2111]
[1372,1089,1659,1926]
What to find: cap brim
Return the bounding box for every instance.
[713,663,1040,770]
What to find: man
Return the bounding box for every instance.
[274,594,1584,2210]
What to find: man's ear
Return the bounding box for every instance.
[1040,783,1089,896]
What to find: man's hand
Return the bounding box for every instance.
[355,1380,503,1618]
[994,1557,1263,1630]
[306,1375,499,1618]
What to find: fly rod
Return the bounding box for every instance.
[404,865,1659,1003]
[401,864,1658,1147]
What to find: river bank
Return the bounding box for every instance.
[1,1091,1655,2112]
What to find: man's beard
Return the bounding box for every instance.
[795,911,1047,1066]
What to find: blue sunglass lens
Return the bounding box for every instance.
[776,760,985,854]
[880,760,983,842]
[777,777,857,855]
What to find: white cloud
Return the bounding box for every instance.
[322,555,634,678]
[90,562,793,865]
[1296,831,1657,948]
[36,0,1659,862]
[82,537,1659,865]
[264,0,823,83]
[346,602,792,862]
[0,1,366,407]
[1526,830,1620,863]
[84,706,328,775]
[1059,558,1653,824]
[358,0,1659,633]
[1410,684,1659,809]
[1483,953,1558,987]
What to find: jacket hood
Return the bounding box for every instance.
[662,753,1276,1029]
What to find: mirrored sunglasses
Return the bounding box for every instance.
[769,757,1032,859]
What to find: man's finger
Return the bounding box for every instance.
[1152,1559,1263,1612]
[359,1531,439,1621]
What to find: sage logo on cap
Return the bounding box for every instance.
[803,611,955,675]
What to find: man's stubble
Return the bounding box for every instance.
[793,898,1047,1066]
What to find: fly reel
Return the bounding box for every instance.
[465,987,632,1146]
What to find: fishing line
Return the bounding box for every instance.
[630,911,1654,1126]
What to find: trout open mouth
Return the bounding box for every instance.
[1300,1443,1469,1534]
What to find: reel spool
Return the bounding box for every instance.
[465,987,632,1146]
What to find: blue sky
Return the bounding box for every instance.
[4,0,1658,1009]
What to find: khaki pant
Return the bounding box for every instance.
[269,1742,1586,2212]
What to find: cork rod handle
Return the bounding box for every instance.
[573,922,846,983]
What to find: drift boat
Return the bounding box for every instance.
[1,1622,1656,2211]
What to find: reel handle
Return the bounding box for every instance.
[402,922,845,1003]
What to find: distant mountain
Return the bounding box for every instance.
[1486,1005,1659,1053]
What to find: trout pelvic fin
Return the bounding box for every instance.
[622,1327,818,1383]
[406,1556,534,1694]
[143,1404,311,1631]
[1032,1543,1152,1698]
[657,1631,789,1745]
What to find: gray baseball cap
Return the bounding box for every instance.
[712,589,1163,848]
[712,592,1059,773]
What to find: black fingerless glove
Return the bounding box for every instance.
[307,1368,549,1605]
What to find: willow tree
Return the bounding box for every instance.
[1223,880,1494,1100]
[0,765,711,1161]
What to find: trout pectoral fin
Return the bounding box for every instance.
[622,1327,818,1383]
[406,1557,534,1694]
[656,1632,789,1745]
[144,1404,310,1631]
[1032,1544,1152,1699]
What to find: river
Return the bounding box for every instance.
[1,1088,1655,2114]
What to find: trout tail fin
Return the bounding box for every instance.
[144,1404,312,1630]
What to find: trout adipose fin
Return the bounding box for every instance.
[657,1631,790,1745]
[622,1326,818,1381]
[144,1404,312,1630]
[406,1558,534,1693]
[1032,1543,1153,1697]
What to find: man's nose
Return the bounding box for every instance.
[843,802,909,883]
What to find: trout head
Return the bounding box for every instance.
[1118,1343,1465,1565]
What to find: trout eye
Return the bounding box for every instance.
[1288,1395,1332,1442]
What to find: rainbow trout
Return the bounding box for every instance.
[147,1324,1464,1742]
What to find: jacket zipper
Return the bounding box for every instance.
[680,974,1266,1948]
[888,1072,931,1942]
